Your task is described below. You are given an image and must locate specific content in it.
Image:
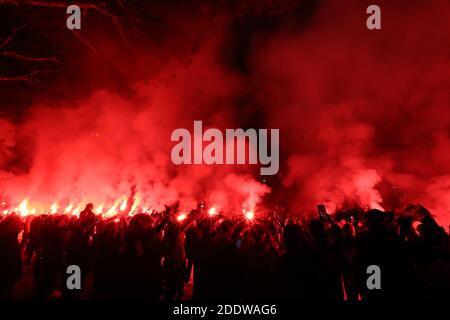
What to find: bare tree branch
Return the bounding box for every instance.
[0,24,59,87]
[0,1,146,86]
[0,70,57,88]
[71,30,109,69]
[0,0,136,43]
[0,25,26,50]
[0,52,59,62]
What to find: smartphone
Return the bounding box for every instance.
[236,239,243,249]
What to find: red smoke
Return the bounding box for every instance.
[250,0,450,226]
[0,0,449,228]
[0,32,270,215]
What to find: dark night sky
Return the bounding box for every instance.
[0,0,313,121]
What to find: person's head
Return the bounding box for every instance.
[309,218,330,247]
[282,224,304,252]
[85,203,94,211]
[365,209,385,231]
[418,216,441,240]
[130,213,152,233]
[0,213,23,236]
[241,228,255,247]
[165,222,182,245]
[308,218,325,237]
[251,223,265,242]
[284,218,295,226]
[219,219,234,237]
[125,213,152,244]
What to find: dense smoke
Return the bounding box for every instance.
[0,0,449,226]
[0,23,271,214]
[250,0,450,225]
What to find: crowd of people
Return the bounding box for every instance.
[0,203,449,300]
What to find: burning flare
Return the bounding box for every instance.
[96,205,103,215]
[120,198,128,211]
[65,204,73,214]
[208,207,217,216]
[50,203,58,214]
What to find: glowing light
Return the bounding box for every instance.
[1,202,5,206]
[72,207,81,216]
[245,211,254,220]
[50,203,58,214]
[17,199,29,216]
[2,210,8,214]
[95,205,103,215]
[370,202,385,211]
[120,199,127,211]
[129,197,140,216]
[177,213,187,221]
[106,199,121,217]
[72,206,80,217]
[114,218,120,223]
[208,207,217,216]
[65,204,73,213]
[31,208,36,215]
